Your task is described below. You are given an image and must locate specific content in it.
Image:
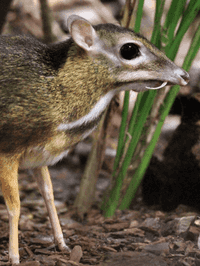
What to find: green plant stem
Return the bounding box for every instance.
[181,24,200,70]
[134,0,144,33]
[114,91,143,179]
[151,0,165,47]
[112,91,129,175]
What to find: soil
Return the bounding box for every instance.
[0,147,200,266]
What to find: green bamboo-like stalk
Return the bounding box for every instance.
[112,91,129,175]
[119,23,200,210]
[134,0,145,33]
[151,0,165,48]
[111,91,143,192]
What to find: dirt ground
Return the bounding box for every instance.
[0,148,200,266]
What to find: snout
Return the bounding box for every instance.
[174,68,190,86]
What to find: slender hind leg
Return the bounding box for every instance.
[33,166,70,251]
[0,155,20,264]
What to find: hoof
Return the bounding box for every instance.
[57,241,71,252]
[10,255,20,265]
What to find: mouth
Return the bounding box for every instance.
[117,80,169,92]
[117,80,174,92]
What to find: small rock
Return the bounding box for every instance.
[143,242,169,255]
[177,216,195,234]
[70,245,83,263]
[142,218,160,230]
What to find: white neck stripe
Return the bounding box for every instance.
[57,90,116,131]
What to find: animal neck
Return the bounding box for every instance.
[54,44,115,124]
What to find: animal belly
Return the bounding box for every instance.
[19,127,96,169]
[19,132,71,169]
[19,146,70,169]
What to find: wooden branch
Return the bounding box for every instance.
[0,0,13,34]
[39,0,55,43]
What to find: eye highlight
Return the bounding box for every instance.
[120,43,140,60]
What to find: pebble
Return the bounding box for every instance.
[143,242,169,255]
[177,216,195,234]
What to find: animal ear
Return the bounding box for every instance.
[67,15,98,51]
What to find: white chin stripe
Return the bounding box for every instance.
[146,81,167,90]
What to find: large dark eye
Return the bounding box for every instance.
[120,43,140,60]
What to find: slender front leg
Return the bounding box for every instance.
[33,166,70,251]
[0,155,20,265]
